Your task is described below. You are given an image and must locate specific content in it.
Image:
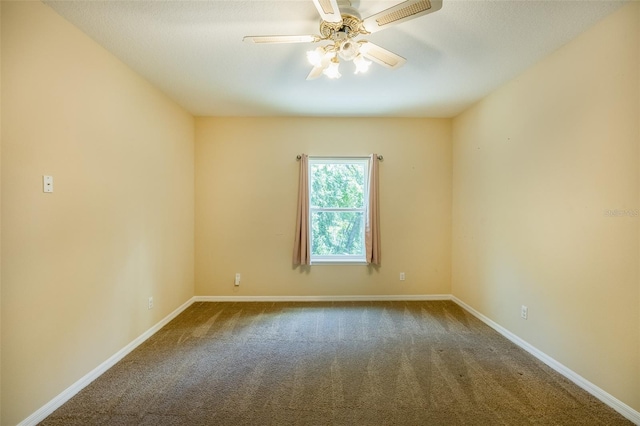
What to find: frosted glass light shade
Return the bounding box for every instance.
[323,60,341,79]
[338,40,359,61]
[353,54,372,74]
[306,47,326,68]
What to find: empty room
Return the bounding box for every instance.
[1,0,639,424]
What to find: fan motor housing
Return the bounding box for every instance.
[320,14,365,39]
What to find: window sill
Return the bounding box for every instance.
[310,259,369,266]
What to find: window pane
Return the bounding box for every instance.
[310,163,365,208]
[311,211,364,256]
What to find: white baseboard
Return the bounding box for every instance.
[451,296,640,425]
[18,297,195,426]
[193,294,451,302]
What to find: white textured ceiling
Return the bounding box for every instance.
[44,0,626,117]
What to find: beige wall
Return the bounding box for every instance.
[195,117,451,297]
[1,2,195,425]
[452,2,640,412]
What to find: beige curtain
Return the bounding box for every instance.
[293,154,310,265]
[366,154,381,265]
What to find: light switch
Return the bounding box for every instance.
[43,175,53,193]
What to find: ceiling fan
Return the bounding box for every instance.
[243,0,443,80]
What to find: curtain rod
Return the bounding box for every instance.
[297,155,383,161]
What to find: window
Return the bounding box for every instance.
[308,158,369,263]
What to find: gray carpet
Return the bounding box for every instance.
[41,301,632,425]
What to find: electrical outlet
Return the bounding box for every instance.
[234,273,241,286]
[521,305,528,320]
[399,272,405,281]
[148,297,154,310]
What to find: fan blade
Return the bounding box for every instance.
[359,41,406,69]
[312,0,343,24]
[362,0,443,34]
[306,66,326,80]
[243,35,319,44]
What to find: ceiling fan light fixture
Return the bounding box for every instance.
[323,57,341,79]
[244,0,442,80]
[353,54,371,74]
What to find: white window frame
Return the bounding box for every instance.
[308,157,370,264]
